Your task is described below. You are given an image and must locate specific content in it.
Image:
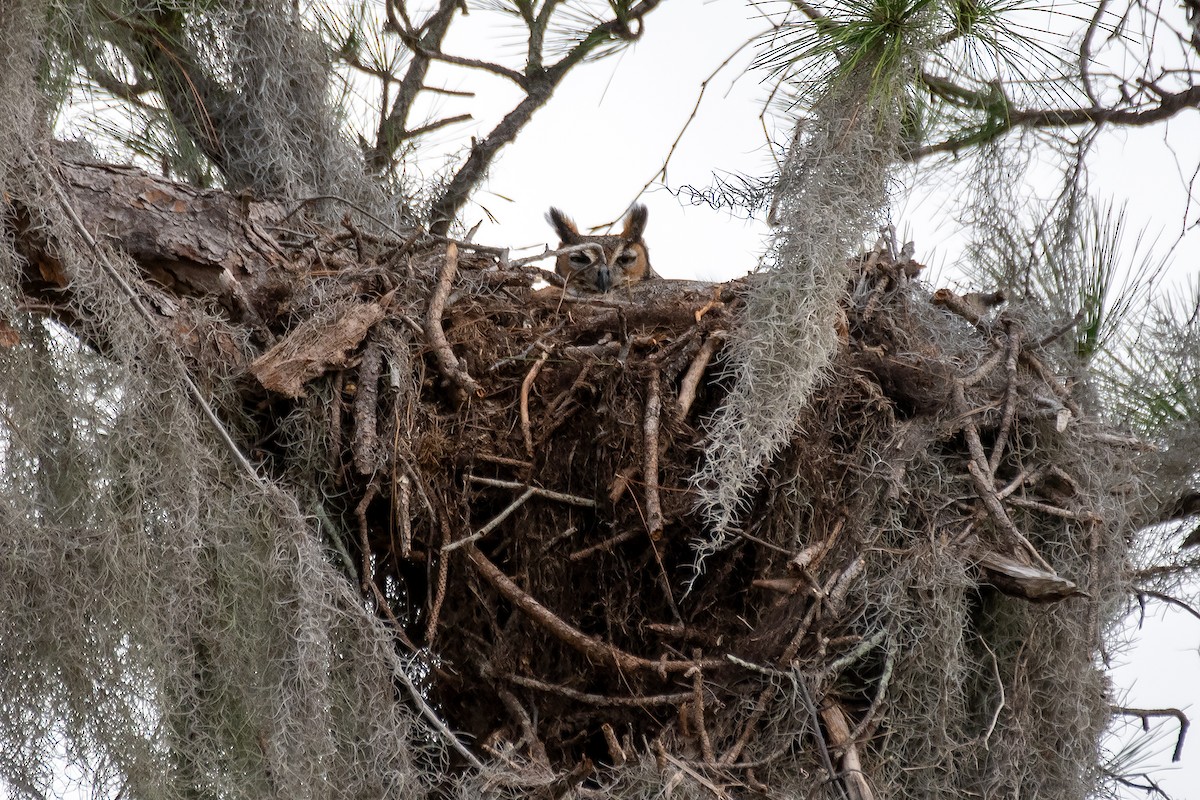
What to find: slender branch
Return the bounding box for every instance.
[506,674,691,707]
[370,0,459,171]
[1112,706,1189,762]
[909,83,1200,160]
[428,0,666,234]
[642,369,664,540]
[408,45,526,86]
[424,243,482,401]
[461,543,720,674]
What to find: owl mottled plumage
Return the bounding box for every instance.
[547,205,655,293]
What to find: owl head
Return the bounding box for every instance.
[547,205,652,293]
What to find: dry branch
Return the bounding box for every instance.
[425,242,481,401]
[642,369,664,541]
[462,543,720,675]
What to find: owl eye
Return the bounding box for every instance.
[616,252,637,266]
[568,252,591,267]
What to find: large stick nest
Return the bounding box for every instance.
[223,221,1129,797]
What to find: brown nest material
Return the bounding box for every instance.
[227,226,1127,797]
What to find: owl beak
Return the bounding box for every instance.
[596,266,612,292]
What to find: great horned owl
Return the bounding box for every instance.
[546,205,656,293]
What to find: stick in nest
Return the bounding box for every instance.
[462,543,723,675]
[354,336,382,475]
[675,333,723,421]
[643,369,664,541]
[521,348,551,458]
[987,327,1021,475]
[425,242,482,401]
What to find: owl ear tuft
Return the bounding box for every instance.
[547,208,580,244]
[621,204,648,241]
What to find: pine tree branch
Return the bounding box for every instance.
[369,0,460,171]
[428,0,666,235]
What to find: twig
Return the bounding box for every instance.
[1136,589,1200,623]
[987,328,1020,475]
[632,32,761,201]
[643,369,664,540]
[653,743,731,799]
[356,479,380,592]
[425,242,481,401]
[366,578,417,651]
[980,637,1005,747]
[443,486,535,552]
[1037,309,1086,348]
[466,475,596,507]
[396,473,413,558]
[474,452,534,469]
[797,680,849,800]
[506,674,691,707]
[521,348,551,458]
[818,700,874,800]
[847,645,894,746]
[962,349,1006,387]
[601,723,626,766]
[568,529,639,562]
[1020,350,1080,416]
[354,336,382,475]
[462,543,721,674]
[690,657,716,765]
[1112,706,1189,761]
[966,461,1056,573]
[386,648,484,769]
[330,371,345,477]
[540,757,594,800]
[955,383,1056,574]
[427,515,451,641]
[499,688,550,767]
[675,333,723,421]
[1004,495,1091,520]
[489,321,566,372]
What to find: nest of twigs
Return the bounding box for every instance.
[222,223,1130,797]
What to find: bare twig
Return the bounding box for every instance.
[462,543,722,675]
[466,475,596,507]
[955,383,1056,574]
[354,336,382,475]
[980,637,1005,747]
[506,674,691,707]
[675,333,723,421]
[443,487,535,553]
[521,348,551,458]
[356,479,380,592]
[425,243,481,401]
[568,529,639,562]
[643,369,664,540]
[1112,706,1189,761]
[987,329,1020,475]
[690,657,716,765]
